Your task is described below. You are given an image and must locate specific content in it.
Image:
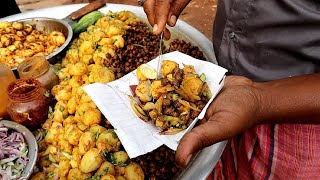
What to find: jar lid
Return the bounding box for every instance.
[17,56,50,79]
[7,78,42,102]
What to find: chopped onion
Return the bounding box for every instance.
[0,124,29,180]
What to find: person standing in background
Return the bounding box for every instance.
[0,0,21,18]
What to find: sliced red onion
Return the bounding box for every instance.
[0,124,29,180]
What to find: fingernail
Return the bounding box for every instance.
[170,15,177,24]
[185,154,193,166]
[153,24,158,33]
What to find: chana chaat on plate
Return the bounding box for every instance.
[130,60,212,135]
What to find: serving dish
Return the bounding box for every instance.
[18,17,73,62]
[0,4,226,180]
[7,17,72,70]
[0,120,38,179]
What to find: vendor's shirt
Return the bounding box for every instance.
[213,0,320,82]
[211,0,320,179]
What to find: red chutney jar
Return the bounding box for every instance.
[6,78,52,130]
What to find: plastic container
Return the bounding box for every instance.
[0,63,16,119]
[6,78,52,130]
[17,56,59,90]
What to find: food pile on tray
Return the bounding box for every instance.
[0,9,208,180]
[0,21,66,67]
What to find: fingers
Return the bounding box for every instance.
[144,0,171,39]
[175,115,231,167]
[143,0,191,38]
[167,0,191,26]
[163,27,171,40]
[143,0,156,26]
[154,0,171,34]
[196,117,208,126]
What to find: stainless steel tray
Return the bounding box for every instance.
[0,4,227,180]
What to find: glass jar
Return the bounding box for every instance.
[17,56,59,90]
[0,63,16,119]
[6,78,52,130]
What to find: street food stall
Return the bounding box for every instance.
[0,2,226,180]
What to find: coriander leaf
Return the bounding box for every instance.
[48,106,53,119]
[44,90,50,98]
[109,153,116,165]
[59,105,65,112]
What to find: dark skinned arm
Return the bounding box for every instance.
[175,74,320,167]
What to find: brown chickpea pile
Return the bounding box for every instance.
[133,146,179,180]
[165,39,206,60]
[104,22,166,79]
[0,21,66,67]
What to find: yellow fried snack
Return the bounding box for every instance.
[95,161,116,176]
[135,80,152,102]
[136,64,157,81]
[79,148,103,173]
[161,60,178,77]
[124,162,144,180]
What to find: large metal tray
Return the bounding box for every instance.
[0,4,227,180]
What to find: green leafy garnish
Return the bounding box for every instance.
[61,151,73,159]
[200,73,206,82]
[47,172,55,178]
[102,151,109,161]
[59,105,65,112]
[48,106,53,119]
[52,65,61,76]
[105,130,118,139]
[109,153,116,165]
[48,154,56,163]
[86,175,101,180]
[96,44,102,50]
[133,44,145,48]
[94,132,99,141]
[43,90,50,98]
[117,160,124,166]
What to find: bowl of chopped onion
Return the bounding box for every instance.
[0,120,38,180]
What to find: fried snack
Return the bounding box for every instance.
[124,162,144,180]
[132,61,212,134]
[0,21,66,67]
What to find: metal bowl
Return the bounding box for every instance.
[0,120,38,179]
[11,17,73,70]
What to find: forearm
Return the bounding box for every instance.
[254,73,320,124]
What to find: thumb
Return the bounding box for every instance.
[167,0,191,26]
[175,115,232,167]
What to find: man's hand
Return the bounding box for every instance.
[143,0,191,39]
[175,73,320,167]
[175,76,262,167]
